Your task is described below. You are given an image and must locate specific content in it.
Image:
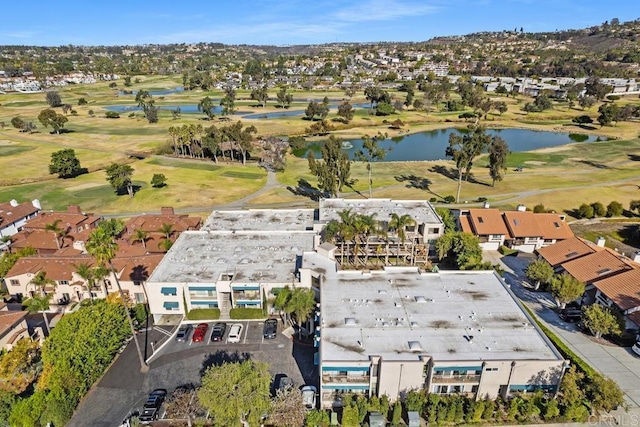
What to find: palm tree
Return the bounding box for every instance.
[131,229,149,249]
[29,271,56,297]
[44,219,63,250]
[75,262,96,299]
[388,213,416,265]
[355,214,378,266]
[286,288,316,339]
[86,228,148,372]
[24,294,53,335]
[158,223,174,240]
[0,235,12,253]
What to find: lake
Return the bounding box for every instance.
[298,128,598,161]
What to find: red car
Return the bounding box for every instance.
[192,323,209,342]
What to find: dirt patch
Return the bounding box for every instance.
[523,161,546,165]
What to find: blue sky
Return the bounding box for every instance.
[1,0,635,46]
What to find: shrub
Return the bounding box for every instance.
[606,201,623,217]
[577,203,594,218]
[88,110,94,116]
[229,307,264,319]
[185,308,220,320]
[105,111,120,119]
[591,202,606,217]
[443,195,456,203]
[533,203,546,213]
[606,95,621,101]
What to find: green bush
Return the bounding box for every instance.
[229,308,264,319]
[305,409,330,427]
[499,245,518,256]
[105,111,120,119]
[443,195,456,203]
[186,308,220,320]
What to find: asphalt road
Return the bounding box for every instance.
[67,319,315,427]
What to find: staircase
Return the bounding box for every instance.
[219,293,231,320]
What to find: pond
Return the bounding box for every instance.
[104,104,251,116]
[297,128,599,161]
[119,87,185,96]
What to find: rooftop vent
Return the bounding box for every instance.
[408,341,423,352]
[378,290,388,295]
[344,317,356,326]
[415,296,427,303]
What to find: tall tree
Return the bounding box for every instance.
[250,85,269,107]
[24,293,54,334]
[388,213,416,265]
[38,109,68,134]
[75,262,97,298]
[45,91,62,107]
[220,86,237,116]
[49,148,82,178]
[276,86,293,108]
[105,163,134,197]
[354,132,388,198]
[86,228,147,372]
[488,136,509,187]
[269,388,305,427]
[0,338,40,393]
[446,125,493,202]
[198,96,215,120]
[198,360,271,427]
[286,288,316,339]
[308,136,351,197]
[337,101,355,123]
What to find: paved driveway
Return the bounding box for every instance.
[68,319,315,427]
[488,251,640,418]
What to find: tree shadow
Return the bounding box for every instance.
[394,174,441,198]
[61,167,89,179]
[428,165,490,186]
[287,179,327,201]
[563,208,581,219]
[576,160,612,169]
[628,154,640,162]
[291,337,318,389]
[200,350,251,376]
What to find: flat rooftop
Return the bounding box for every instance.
[148,231,316,284]
[202,209,316,232]
[319,199,442,225]
[310,253,561,362]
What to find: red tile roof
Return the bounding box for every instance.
[463,209,509,236]
[537,236,600,267]
[25,209,100,231]
[124,213,201,234]
[592,269,640,311]
[112,255,164,282]
[6,257,94,280]
[533,213,574,240]
[0,311,28,338]
[561,249,636,284]
[0,201,39,228]
[503,211,543,238]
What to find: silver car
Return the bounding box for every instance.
[175,325,192,342]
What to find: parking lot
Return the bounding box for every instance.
[68,319,316,427]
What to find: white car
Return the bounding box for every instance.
[301,385,317,411]
[632,341,640,356]
[228,323,243,343]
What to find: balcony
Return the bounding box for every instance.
[322,374,370,384]
[189,293,217,301]
[431,375,481,384]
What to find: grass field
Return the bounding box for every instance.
[1,75,640,216]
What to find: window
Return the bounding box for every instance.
[161,287,178,296]
[451,385,463,393]
[63,293,70,300]
[485,367,498,372]
[104,279,112,290]
[135,293,145,303]
[429,228,440,234]
[91,292,98,298]
[133,281,142,286]
[434,385,448,394]
[10,279,19,286]
[471,385,479,393]
[59,280,69,286]
[163,301,179,310]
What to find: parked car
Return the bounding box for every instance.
[301,385,317,411]
[138,389,167,423]
[263,319,278,339]
[175,325,193,342]
[211,322,227,342]
[632,341,640,356]
[276,375,294,391]
[228,323,243,343]
[192,323,209,343]
[559,308,582,323]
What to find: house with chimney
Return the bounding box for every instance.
[0,199,41,250]
[537,236,640,329]
[458,205,573,252]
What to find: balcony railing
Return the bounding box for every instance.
[431,375,481,384]
[322,374,370,384]
[189,294,217,300]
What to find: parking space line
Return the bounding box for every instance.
[243,322,249,344]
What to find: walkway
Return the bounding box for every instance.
[485,251,640,421]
